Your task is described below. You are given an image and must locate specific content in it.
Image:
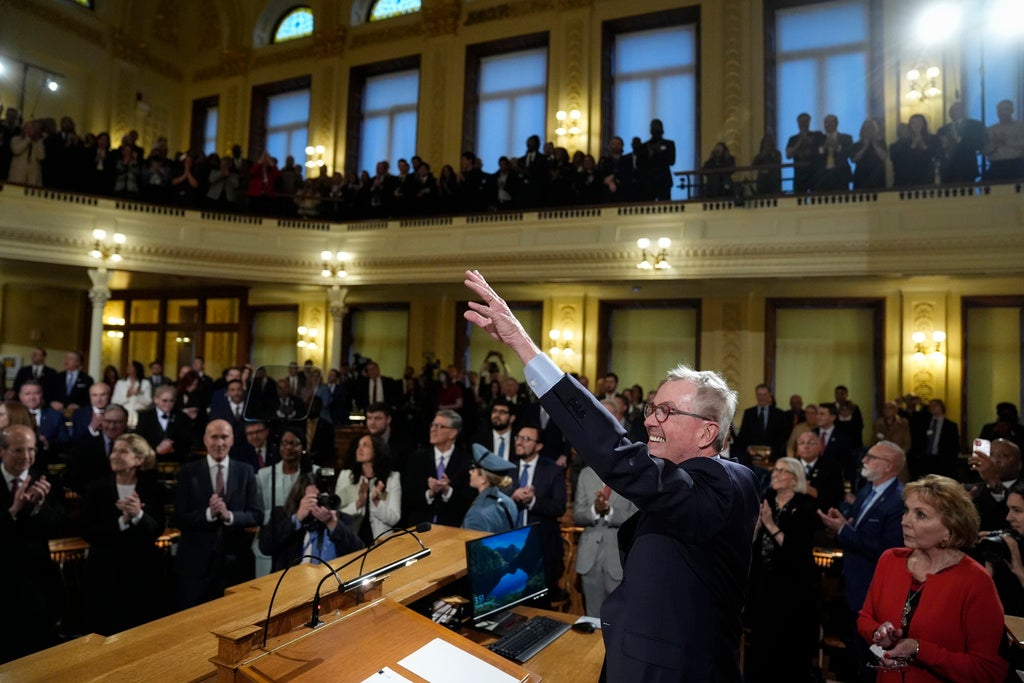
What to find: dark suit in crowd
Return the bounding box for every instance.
[401,444,475,527]
[133,407,193,462]
[173,458,262,608]
[51,369,94,408]
[736,404,791,462]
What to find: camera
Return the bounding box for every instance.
[315,467,340,510]
[977,530,1020,563]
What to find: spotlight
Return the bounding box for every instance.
[46,78,59,92]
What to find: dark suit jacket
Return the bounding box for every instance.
[80,473,166,634]
[64,434,113,494]
[836,479,904,612]
[806,455,844,513]
[909,416,959,479]
[133,407,193,462]
[34,406,69,463]
[13,365,56,398]
[512,457,567,593]
[400,445,474,527]
[816,427,855,483]
[519,402,570,464]
[355,376,401,410]
[0,466,63,661]
[50,370,94,407]
[70,405,102,442]
[736,405,791,461]
[540,373,760,682]
[173,457,262,608]
[258,507,363,573]
[938,118,985,182]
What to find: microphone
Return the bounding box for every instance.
[307,522,432,628]
[261,553,340,648]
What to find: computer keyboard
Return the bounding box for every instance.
[487,615,572,663]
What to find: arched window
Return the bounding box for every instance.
[273,6,314,43]
[369,0,421,22]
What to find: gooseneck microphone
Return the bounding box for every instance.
[261,553,340,647]
[307,522,432,628]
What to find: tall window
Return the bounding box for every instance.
[473,47,547,171]
[773,1,870,152]
[190,96,219,156]
[961,0,1024,124]
[369,0,421,22]
[606,15,698,201]
[203,106,218,155]
[357,69,419,172]
[266,89,310,166]
[273,7,314,43]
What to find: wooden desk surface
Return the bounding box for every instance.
[464,607,606,682]
[1006,615,1024,648]
[238,598,535,683]
[0,525,485,682]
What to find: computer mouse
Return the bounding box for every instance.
[571,621,596,634]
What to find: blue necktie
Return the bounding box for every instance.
[855,488,878,527]
[497,437,505,460]
[517,464,530,526]
[66,372,75,394]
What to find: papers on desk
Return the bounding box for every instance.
[398,638,520,683]
[360,666,414,683]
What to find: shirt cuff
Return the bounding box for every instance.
[441,487,454,503]
[118,517,131,531]
[205,507,215,523]
[223,511,234,526]
[524,354,563,398]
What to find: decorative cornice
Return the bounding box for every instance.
[422,2,461,37]
[108,27,184,81]
[251,44,312,70]
[2,0,106,48]
[313,27,348,59]
[349,22,422,48]
[192,49,252,83]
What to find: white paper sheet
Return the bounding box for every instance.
[397,637,519,683]
[359,666,415,683]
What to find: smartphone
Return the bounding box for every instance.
[974,438,991,456]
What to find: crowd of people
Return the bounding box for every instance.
[3,334,1024,680]
[2,100,1020,223]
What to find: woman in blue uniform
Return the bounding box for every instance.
[462,443,517,533]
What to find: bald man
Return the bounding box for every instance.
[174,419,262,608]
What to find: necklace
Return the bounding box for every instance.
[900,582,925,630]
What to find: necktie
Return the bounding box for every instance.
[31,410,40,426]
[855,488,879,527]
[760,407,768,430]
[497,436,506,460]
[33,366,40,379]
[805,464,813,477]
[436,456,446,480]
[929,419,940,455]
[67,372,75,394]
[517,464,531,526]
[215,464,225,496]
[234,404,241,419]
[820,430,829,454]
[161,413,169,420]
[370,380,377,405]
[256,448,265,469]
[10,477,21,494]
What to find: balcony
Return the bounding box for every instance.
[0,180,1021,287]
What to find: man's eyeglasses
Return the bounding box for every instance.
[863,453,893,464]
[514,435,537,442]
[430,422,456,430]
[643,402,715,425]
[280,439,303,447]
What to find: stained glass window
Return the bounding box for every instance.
[273,7,314,43]
[369,0,421,22]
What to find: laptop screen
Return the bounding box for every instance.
[465,524,547,623]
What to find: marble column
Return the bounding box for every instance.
[327,285,349,370]
[87,268,112,380]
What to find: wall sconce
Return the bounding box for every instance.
[637,237,671,270]
[174,335,191,343]
[555,108,581,137]
[297,326,319,350]
[104,316,125,338]
[320,251,349,279]
[912,330,946,358]
[45,77,59,93]
[89,229,125,263]
[305,144,326,170]
[548,329,575,357]
[905,66,941,102]
[105,330,124,339]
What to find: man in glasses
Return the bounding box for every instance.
[401,409,473,527]
[464,270,760,683]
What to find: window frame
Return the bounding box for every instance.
[190,95,219,157]
[272,6,315,44]
[601,7,702,171]
[248,75,312,162]
[462,33,550,164]
[345,55,422,176]
[764,0,884,142]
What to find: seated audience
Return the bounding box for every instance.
[859,475,1006,682]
